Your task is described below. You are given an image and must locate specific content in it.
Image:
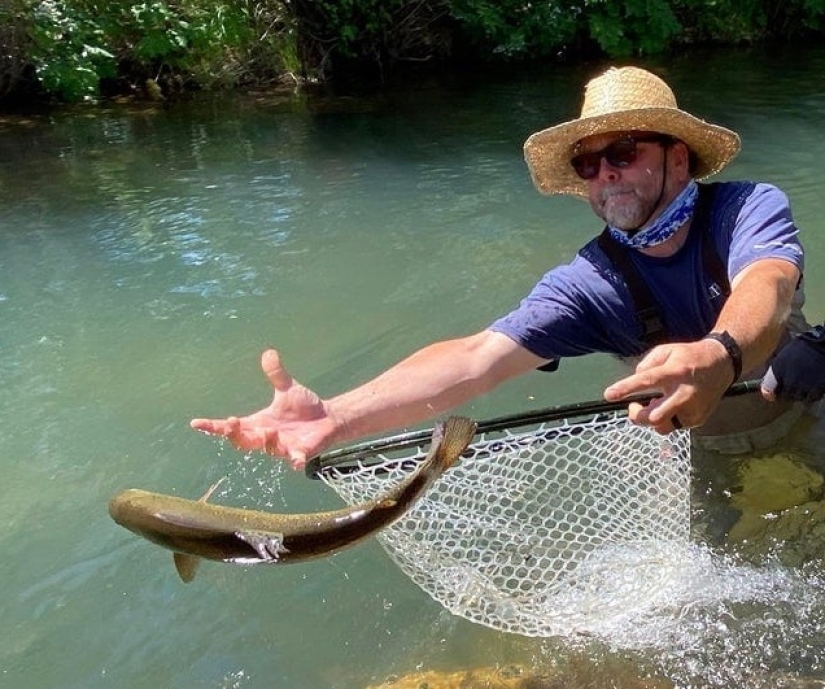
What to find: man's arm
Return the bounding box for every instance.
[191,330,546,468]
[604,258,800,432]
[326,330,545,443]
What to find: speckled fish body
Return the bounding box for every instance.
[108,416,476,580]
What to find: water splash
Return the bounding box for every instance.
[593,544,825,687]
[209,440,288,511]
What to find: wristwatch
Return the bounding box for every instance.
[703,330,743,382]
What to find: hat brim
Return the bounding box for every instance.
[524,107,741,197]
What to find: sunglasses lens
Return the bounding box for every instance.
[571,139,639,180]
[571,152,599,180]
[605,139,638,168]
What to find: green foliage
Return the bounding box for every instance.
[234,1,301,80]
[451,0,682,59]
[29,0,117,101]
[804,0,825,29]
[450,0,825,61]
[584,0,682,56]
[672,0,825,42]
[672,0,769,42]
[128,2,189,62]
[1,0,35,96]
[23,0,259,101]
[288,0,451,80]
[124,1,253,86]
[450,0,579,58]
[7,0,825,101]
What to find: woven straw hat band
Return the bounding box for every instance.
[523,66,741,197]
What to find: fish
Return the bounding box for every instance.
[108,415,477,582]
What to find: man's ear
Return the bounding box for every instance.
[672,140,694,180]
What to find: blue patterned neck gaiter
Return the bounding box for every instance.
[608,180,698,250]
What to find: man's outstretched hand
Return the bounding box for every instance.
[190,349,336,470]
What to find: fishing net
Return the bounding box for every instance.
[309,406,692,638]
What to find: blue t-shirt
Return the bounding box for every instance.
[489,181,804,361]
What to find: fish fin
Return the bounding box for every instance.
[236,530,289,562]
[173,552,201,583]
[198,477,226,503]
[438,416,477,468]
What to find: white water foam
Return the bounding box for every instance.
[588,543,825,687]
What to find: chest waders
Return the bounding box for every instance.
[596,182,745,348]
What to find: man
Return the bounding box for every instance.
[191,66,812,467]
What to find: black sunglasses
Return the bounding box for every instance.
[571,135,671,181]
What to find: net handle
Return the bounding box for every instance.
[304,379,761,479]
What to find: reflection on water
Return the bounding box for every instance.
[2,43,825,688]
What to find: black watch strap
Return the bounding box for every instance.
[704,330,743,383]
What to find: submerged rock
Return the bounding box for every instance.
[727,453,825,566]
[366,659,673,689]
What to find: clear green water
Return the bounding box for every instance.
[2,44,825,688]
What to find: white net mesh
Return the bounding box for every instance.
[316,412,692,638]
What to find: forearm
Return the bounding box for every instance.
[603,258,802,432]
[325,330,544,444]
[711,258,800,379]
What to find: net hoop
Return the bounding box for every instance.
[306,380,758,479]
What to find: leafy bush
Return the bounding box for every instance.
[28,0,117,101]
[0,1,33,96]
[585,0,681,57]
[450,0,579,59]
[22,0,262,101]
[288,0,452,81]
[7,0,825,102]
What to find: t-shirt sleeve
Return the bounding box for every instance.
[488,254,640,361]
[726,183,804,278]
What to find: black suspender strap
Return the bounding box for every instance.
[597,229,667,346]
[696,185,731,301]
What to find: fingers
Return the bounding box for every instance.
[259,427,307,468]
[189,417,238,436]
[603,347,671,401]
[190,350,315,468]
[190,416,251,448]
[627,400,686,434]
[760,366,779,402]
[191,416,308,467]
[261,349,293,393]
[288,451,308,471]
[603,370,661,402]
[259,428,276,455]
[627,398,670,426]
[634,346,670,372]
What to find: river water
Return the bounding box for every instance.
[2,44,825,688]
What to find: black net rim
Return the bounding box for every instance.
[305,380,759,479]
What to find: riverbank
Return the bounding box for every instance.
[4,0,824,105]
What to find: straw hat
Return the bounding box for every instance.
[524,66,741,197]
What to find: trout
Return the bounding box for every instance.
[108,415,477,582]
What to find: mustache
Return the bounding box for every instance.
[598,185,637,203]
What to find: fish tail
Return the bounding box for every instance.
[434,416,477,469]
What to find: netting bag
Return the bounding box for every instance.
[309,408,692,638]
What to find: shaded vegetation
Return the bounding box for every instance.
[3,0,825,103]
